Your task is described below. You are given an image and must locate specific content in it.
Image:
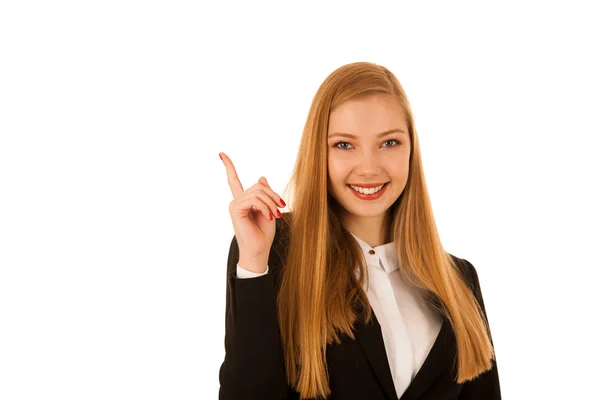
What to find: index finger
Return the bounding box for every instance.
[219,152,244,199]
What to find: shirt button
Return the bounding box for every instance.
[368,249,375,255]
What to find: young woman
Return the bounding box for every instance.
[218,62,501,400]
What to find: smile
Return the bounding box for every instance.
[346,183,389,200]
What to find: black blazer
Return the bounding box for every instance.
[219,216,501,399]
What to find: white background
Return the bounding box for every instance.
[1,1,599,399]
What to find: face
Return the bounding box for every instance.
[327,94,411,230]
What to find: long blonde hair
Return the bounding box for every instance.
[276,62,495,399]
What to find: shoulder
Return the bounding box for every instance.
[448,253,481,296]
[272,212,292,261]
[448,253,490,319]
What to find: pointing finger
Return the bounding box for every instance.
[220,152,244,199]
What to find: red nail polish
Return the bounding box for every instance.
[269,213,273,220]
[219,154,223,161]
[277,209,281,217]
[280,199,286,207]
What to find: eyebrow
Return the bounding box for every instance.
[328,129,407,139]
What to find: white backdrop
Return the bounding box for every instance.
[1,1,599,399]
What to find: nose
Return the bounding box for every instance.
[356,150,381,176]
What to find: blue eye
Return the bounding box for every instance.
[383,139,400,147]
[333,139,401,150]
[334,141,352,149]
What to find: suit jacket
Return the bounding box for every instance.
[219,216,501,399]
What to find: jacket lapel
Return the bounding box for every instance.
[399,317,455,400]
[354,306,398,400]
[354,301,456,400]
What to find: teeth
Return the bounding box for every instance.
[349,184,385,195]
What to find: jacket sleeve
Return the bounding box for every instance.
[218,234,288,400]
[458,258,502,400]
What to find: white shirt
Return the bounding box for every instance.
[236,232,442,399]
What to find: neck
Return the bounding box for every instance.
[342,211,391,247]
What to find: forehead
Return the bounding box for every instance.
[328,94,407,135]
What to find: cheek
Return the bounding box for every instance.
[389,154,410,174]
[393,160,409,173]
[328,164,351,184]
[390,167,409,180]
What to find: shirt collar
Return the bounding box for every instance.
[349,231,399,274]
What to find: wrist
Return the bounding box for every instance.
[238,258,268,274]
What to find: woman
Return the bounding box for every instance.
[218,62,501,399]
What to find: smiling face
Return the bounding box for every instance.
[327,93,411,242]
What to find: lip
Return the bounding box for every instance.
[347,182,388,188]
[347,182,389,200]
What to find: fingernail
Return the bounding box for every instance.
[280,198,286,207]
[219,153,223,161]
[277,209,281,217]
[269,213,273,220]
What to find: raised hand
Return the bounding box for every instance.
[220,152,286,273]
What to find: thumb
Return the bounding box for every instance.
[259,176,269,187]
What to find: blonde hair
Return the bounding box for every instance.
[275,62,495,399]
